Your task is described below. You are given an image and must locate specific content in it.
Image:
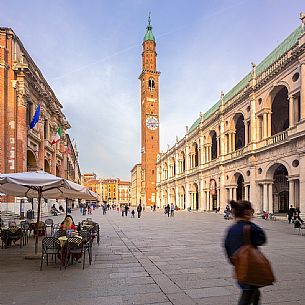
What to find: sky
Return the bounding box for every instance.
[1,0,304,180]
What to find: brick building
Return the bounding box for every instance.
[0,27,81,207]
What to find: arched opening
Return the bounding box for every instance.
[170,188,175,205]
[163,163,168,180]
[235,114,245,150]
[211,131,217,160]
[271,86,289,135]
[236,174,244,200]
[163,190,168,206]
[148,78,155,91]
[191,183,199,210]
[44,159,51,173]
[27,150,37,171]
[171,157,176,177]
[273,164,289,213]
[180,186,186,209]
[180,152,185,173]
[210,179,217,210]
[193,143,199,167]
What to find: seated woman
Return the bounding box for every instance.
[60,215,77,231]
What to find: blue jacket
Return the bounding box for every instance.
[224,220,266,290]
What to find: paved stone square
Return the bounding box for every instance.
[1,209,305,305]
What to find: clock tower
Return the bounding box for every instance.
[139,14,160,207]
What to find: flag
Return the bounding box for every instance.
[51,126,62,144]
[29,104,40,129]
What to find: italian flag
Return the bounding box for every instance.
[51,126,62,144]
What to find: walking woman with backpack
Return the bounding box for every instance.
[224,200,275,305]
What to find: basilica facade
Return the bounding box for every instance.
[156,15,305,214]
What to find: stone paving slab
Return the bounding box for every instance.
[1,209,305,305]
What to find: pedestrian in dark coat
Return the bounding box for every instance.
[287,205,295,224]
[224,200,266,305]
[137,204,142,218]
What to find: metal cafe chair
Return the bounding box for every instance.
[65,237,86,269]
[40,237,61,270]
[79,230,92,265]
[44,218,54,237]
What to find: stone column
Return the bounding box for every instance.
[289,95,295,128]
[267,112,271,138]
[289,179,295,207]
[263,112,268,139]
[232,132,236,152]
[245,185,249,201]
[229,188,233,201]
[216,137,220,157]
[228,133,232,153]
[268,183,273,213]
[216,188,220,209]
[263,183,268,212]
[199,179,204,211]
[206,191,210,211]
[185,183,190,208]
[244,121,249,145]
[175,185,179,207]
[232,187,237,201]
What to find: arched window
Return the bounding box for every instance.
[148,78,155,91]
[211,131,217,160]
[235,114,245,150]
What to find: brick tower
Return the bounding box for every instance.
[139,14,160,207]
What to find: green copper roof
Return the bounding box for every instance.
[189,25,303,133]
[144,13,155,42]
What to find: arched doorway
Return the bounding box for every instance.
[27,150,37,171]
[44,159,51,173]
[273,164,289,213]
[191,183,199,210]
[271,86,289,135]
[235,114,245,150]
[236,174,244,200]
[179,186,185,209]
[210,179,217,210]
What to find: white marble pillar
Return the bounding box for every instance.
[232,188,237,201]
[245,121,249,145]
[245,185,249,201]
[185,183,190,208]
[232,132,236,152]
[229,188,233,201]
[206,191,210,211]
[217,188,220,209]
[268,183,273,213]
[267,112,271,137]
[263,183,268,212]
[263,113,267,138]
[289,95,294,128]
[289,180,295,206]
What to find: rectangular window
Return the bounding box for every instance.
[26,101,33,126]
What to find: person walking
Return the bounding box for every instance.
[131,209,135,218]
[224,200,267,305]
[170,203,175,217]
[137,203,142,218]
[102,202,107,215]
[165,204,170,217]
[287,205,295,224]
[125,203,129,217]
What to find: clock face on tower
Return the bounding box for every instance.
[146,116,159,130]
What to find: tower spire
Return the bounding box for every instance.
[144,12,155,42]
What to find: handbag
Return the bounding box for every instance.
[231,225,275,287]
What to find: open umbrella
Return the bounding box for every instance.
[0,171,95,254]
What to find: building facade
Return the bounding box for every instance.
[0,27,81,208]
[157,15,305,214]
[130,164,141,206]
[82,174,130,205]
[138,15,160,207]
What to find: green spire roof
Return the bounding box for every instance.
[144,13,155,42]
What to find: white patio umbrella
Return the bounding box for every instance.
[0,171,95,254]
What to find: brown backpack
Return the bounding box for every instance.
[231,225,275,287]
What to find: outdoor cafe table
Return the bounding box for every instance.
[58,235,83,267]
